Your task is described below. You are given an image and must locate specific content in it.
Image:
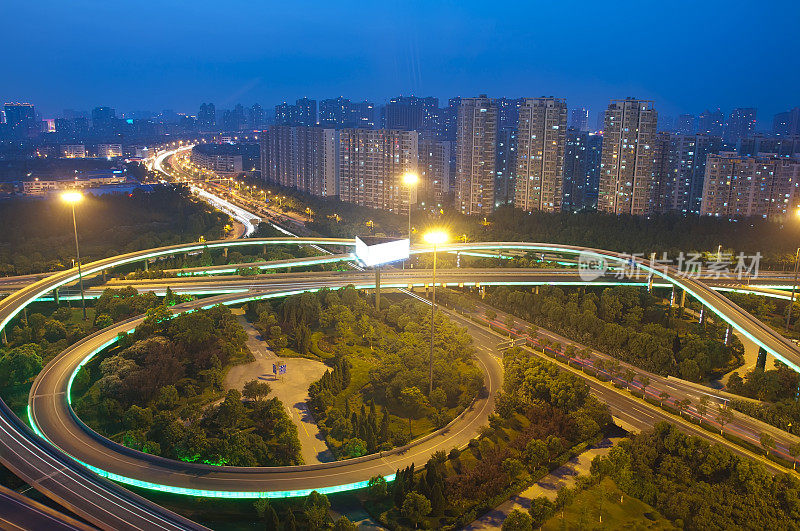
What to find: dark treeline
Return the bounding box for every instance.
[485,285,740,381]
[0,186,228,275]
[590,422,800,529]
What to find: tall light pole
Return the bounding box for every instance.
[423,230,448,396]
[62,191,86,320]
[402,173,419,270]
[786,208,800,332]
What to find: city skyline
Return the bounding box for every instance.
[2,1,799,123]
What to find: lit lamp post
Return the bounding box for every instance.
[423,230,449,395]
[62,191,87,320]
[401,173,419,241]
[786,209,800,331]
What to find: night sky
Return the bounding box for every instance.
[3,0,798,124]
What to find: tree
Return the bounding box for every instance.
[243,379,271,401]
[400,387,430,418]
[332,516,357,531]
[697,396,709,418]
[265,504,280,530]
[367,475,388,500]
[342,438,367,458]
[502,509,533,530]
[525,439,549,470]
[254,498,269,518]
[760,432,776,457]
[502,457,525,482]
[716,404,734,434]
[303,490,330,530]
[529,497,554,528]
[675,398,691,418]
[284,508,297,531]
[789,442,800,470]
[401,492,431,529]
[430,387,448,410]
[659,391,670,407]
[639,375,650,397]
[1,344,43,386]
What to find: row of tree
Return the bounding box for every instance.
[485,285,739,381]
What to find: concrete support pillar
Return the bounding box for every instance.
[480,285,485,299]
[670,286,675,306]
[535,286,540,295]
[53,288,59,305]
[647,275,653,292]
[262,245,267,255]
[223,247,228,258]
[698,306,704,325]
[374,267,381,310]
[680,290,686,308]
[144,259,149,271]
[1,328,6,345]
[102,269,107,282]
[22,307,27,325]
[724,325,731,346]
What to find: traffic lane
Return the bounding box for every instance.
[0,484,95,531]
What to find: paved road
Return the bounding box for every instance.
[0,484,95,530]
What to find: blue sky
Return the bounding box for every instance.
[2,0,798,125]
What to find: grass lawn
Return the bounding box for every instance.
[542,477,675,530]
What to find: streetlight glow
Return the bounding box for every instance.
[402,172,419,186]
[61,191,83,204]
[423,230,449,245]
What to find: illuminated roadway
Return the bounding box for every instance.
[4,237,800,525]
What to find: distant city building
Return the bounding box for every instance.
[4,102,38,139]
[296,98,317,126]
[514,97,567,212]
[495,128,517,207]
[652,133,723,214]
[595,111,605,132]
[91,106,116,128]
[417,135,451,208]
[350,101,375,129]
[248,104,264,129]
[698,108,725,137]
[97,143,123,158]
[724,107,757,143]
[597,98,658,215]
[19,173,126,196]
[191,143,243,174]
[701,152,800,220]
[222,104,246,131]
[439,97,461,141]
[385,96,439,132]
[260,126,338,197]
[61,144,86,158]
[455,96,498,215]
[773,108,800,137]
[737,135,800,158]
[570,108,589,131]
[198,103,216,129]
[318,97,374,128]
[658,115,674,132]
[676,114,695,135]
[562,129,603,211]
[338,129,418,214]
[275,98,317,127]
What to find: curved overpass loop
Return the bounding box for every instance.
[3,238,800,524]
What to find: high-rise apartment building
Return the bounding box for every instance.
[3,103,38,139]
[319,97,351,127]
[570,108,589,131]
[597,98,658,215]
[455,96,498,215]
[296,98,317,126]
[700,152,800,220]
[773,108,800,137]
[676,114,695,135]
[738,135,800,158]
[495,128,517,207]
[514,97,567,212]
[439,97,461,141]
[198,103,216,129]
[385,96,439,131]
[652,133,723,214]
[350,101,376,129]
[338,129,418,213]
[698,108,725,137]
[494,97,522,131]
[417,135,451,208]
[562,129,603,211]
[260,126,337,197]
[724,107,757,143]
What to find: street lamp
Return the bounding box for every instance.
[401,173,419,242]
[62,191,87,320]
[423,230,449,395]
